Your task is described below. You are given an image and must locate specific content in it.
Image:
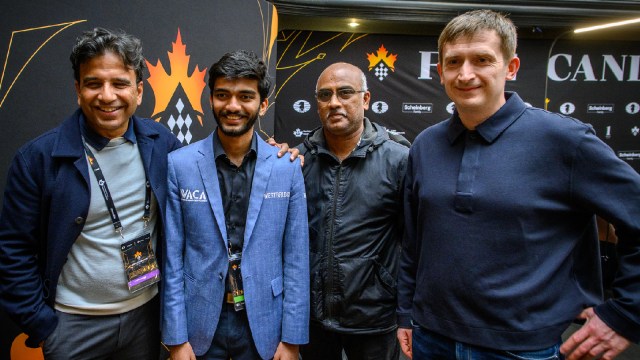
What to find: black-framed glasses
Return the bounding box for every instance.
[315,88,366,102]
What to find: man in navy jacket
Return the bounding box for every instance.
[0,28,181,359]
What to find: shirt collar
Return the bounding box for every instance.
[213,128,258,161]
[79,112,137,150]
[447,92,527,144]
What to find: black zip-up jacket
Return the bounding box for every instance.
[296,118,409,334]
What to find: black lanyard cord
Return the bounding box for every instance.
[83,141,151,238]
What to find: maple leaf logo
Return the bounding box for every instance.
[134,251,142,259]
[367,44,397,71]
[145,29,207,126]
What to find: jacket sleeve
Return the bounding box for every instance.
[396,149,418,329]
[570,128,640,343]
[0,151,58,347]
[281,158,310,344]
[161,153,190,345]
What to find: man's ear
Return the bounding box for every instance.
[259,98,269,116]
[75,80,81,106]
[136,81,143,105]
[362,91,371,111]
[506,57,520,80]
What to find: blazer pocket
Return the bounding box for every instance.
[271,276,283,297]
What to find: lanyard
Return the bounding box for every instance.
[83,141,151,239]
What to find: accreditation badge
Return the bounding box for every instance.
[120,232,160,293]
[228,252,245,311]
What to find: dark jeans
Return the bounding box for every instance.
[43,296,160,360]
[412,325,564,360]
[301,322,399,360]
[197,303,261,360]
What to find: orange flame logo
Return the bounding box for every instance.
[366,44,397,71]
[145,29,207,125]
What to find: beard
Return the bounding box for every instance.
[213,108,259,137]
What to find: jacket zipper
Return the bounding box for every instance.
[325,162,342,324]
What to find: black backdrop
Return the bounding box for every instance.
[274,30,640,173]
[0,1,276,358]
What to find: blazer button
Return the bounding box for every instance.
[75,217,84,225]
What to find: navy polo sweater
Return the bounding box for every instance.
[397,92,640,349]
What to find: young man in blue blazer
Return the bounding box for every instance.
[162,50,309,360]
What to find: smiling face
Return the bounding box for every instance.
[210,77,267,138]
[437,29,519,127]
[75,51,142,139]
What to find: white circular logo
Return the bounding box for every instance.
[626,102,640,115]
[446,102,456,114]
[559,102,576,115]
[293,100,311,113]
[371,101,389,114]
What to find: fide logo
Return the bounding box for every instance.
[371,101,389,114]
[626,102,640,115]
[446,102,456,115]
[559,102,576,115]
[293,100,311,114]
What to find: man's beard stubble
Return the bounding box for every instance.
[213,109,259,137]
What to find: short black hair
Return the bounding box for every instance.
[208,50,271,101]
[70,27,145,83]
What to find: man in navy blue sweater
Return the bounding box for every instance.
[397,9,640,360]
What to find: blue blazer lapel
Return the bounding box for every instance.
[243,136,274,249]
[197,134,228,244]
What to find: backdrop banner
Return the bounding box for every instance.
[274,30,639,172]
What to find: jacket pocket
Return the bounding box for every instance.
[337,256,396,328]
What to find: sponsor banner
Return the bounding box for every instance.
[587,104,615,114]
[402,103,433,114]
[619,150,640,161]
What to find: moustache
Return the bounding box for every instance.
[220,110,250,117]
[327,111,347,118]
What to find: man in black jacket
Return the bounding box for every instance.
[296,62,409,360]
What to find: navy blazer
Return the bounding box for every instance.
[162,132,310,358]
[0,109,181,347]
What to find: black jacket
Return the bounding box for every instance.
[296,118,409,334]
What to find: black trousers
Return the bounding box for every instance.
[301,323,399,360]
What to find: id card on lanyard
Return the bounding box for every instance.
[228,242,245,311]
[84,141,160,293]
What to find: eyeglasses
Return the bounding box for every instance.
[315,88,366,102]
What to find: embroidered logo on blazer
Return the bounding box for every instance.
[263,191,290,199]
[180,188,207,202]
